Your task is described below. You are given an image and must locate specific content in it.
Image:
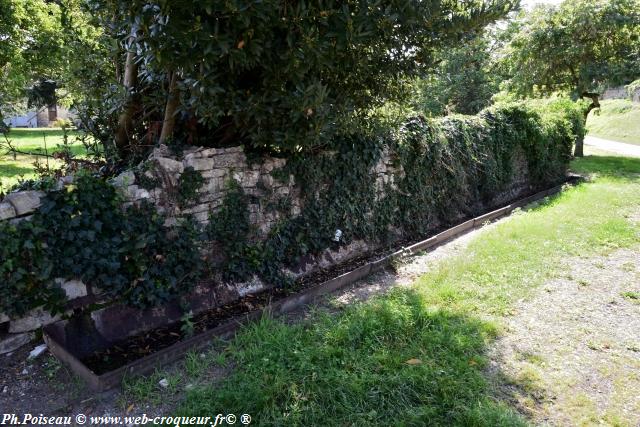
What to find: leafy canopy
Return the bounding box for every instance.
[0,0,105,124]
[500,0,640,99]
[87,0,517,153]
[412,30,502,116]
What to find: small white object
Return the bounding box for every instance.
[333,229,343,242]
[2,386,7,393]
[28,343,47,360]
[21,368,28,375]
[158,378,169,388]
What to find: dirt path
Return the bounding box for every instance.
[488,248,640,426]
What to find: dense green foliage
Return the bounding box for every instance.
[412,32,501,116]
[0,99,581,317]
[83,0,516,156]
[499,0,640,102]
[0,0,103,124]
[0,174,203,316]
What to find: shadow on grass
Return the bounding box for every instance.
[571,155,640,179]
[0,162,33,179]
[5,128,69,140]
[15,144,88,157]
[177,288,529,426]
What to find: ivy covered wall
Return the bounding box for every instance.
[0,99,584,331]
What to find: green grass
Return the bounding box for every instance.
[176,155,640,426]
[587,99,640,145]
[0,128,87,190]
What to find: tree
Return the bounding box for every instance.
[412,30,502,116]
[0,0,65,123]
[499,0,640,156]
[84,0,518,157]
[0,0,105,128]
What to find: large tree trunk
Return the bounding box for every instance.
[114,24,139,157]
[158,72,180,145]
[575,92,601,157]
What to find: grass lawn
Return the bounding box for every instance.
[587,99,640,145]
[0,128,87,190]
[171,155,640,426]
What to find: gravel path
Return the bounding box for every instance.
[488,247,640,426]
[585,136,640,158]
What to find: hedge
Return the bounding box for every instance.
[0,99,583,317]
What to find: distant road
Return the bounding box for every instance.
[584,135,640,158]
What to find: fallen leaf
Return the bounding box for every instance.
[405,358,422,365]
[237,40,245,49]
[126,404,134,414]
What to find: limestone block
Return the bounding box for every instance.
[260,173,275,189]
[184,157,215,171]
[0,202,16,220]
[112,170,135,187]
[183,152,202,164]
[272,158,286,169]
[213,153,246,168]
[182,203,211,215]
[236,277,265,297]
[134,188,151,200]
[261,162,273,173]
[198,193,223,204]
[194,211,209,223]
[183,146,203,157]
[200,178,223,193]
[124,185,139,199]
[249,212,260,224]
[57,279,88,299]
[220,146,244,154]
[156,157,184,174]
[0,332,34,355]
[149,144,171,159]
[9,308,60,333]
[374,162,387,173]
[232,171,243,183]
[242,170,260,187]
[163,217,178,227]
[275,186,290,196]
[201,169,226,179]
[4,191,44,216]
[199,148,219,157]
[55,175,75,190]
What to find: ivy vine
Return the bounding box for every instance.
[0,99,582,318]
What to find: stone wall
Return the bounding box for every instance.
[601,85,640,102]
[0,142,536,354]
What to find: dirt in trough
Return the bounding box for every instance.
[82,287,290,374]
